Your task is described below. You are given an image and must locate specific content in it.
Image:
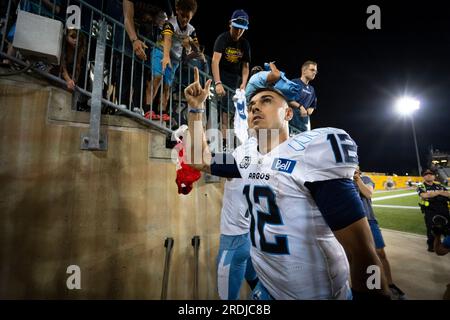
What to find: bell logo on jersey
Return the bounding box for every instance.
[271,158,296,174]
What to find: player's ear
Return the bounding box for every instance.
[285,105,293,121]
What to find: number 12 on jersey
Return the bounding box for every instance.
[243,185,289,255]
[327,133,358,164]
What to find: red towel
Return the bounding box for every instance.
[175,142,201,195]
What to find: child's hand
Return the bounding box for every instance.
[66,79,76,91]
[132,39,148,60]
[161,56,172,72]
[215,83,225,97]
[182,36,191,50]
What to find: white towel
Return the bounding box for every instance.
[232,89,248,144]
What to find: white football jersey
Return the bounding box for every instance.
[220,178,251,235]
[233,128,358,299]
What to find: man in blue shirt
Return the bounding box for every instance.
[290,61,318,132]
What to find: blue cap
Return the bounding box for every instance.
[231,9,249,30]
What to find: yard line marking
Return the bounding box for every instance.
[372,192,417,201]
[374,188,413,194]
[372,204,420,210]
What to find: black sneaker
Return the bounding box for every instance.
[389,284,406,300]
[428,246,435,252]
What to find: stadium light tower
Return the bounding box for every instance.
[395,97,422,175]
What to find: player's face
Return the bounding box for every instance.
[247,91,291,131]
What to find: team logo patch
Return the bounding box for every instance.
[239,156,251,169]
[237,101,247,120]
[271,158,296,174]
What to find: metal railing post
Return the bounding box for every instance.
[81,19,108,150]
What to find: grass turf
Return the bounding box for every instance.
[371,189,426,235]
[374,206,426,235]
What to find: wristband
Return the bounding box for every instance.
[215,81,222,86]
[188,107,205,113]
[132,38,139,43]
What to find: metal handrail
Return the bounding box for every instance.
[0,51,173,135]
[1,0,300,143]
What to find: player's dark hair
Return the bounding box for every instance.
[248,87,288,104]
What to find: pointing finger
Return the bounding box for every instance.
[193,67,199,83]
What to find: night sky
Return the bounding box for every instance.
[191,0,450,175]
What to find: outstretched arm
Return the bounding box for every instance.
[184,68,213,172]
[266,62,281,84]
[184,68,242,179]
[240,62,249,89]
[123,0,147,60]
[211,52,225,96]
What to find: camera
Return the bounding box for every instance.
[431,214,450,236]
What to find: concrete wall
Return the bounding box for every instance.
[0,76,225,299]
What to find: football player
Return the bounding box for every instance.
[184,68,389,299]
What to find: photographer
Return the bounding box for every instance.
[417,169,450,252]
[434,234,450,256]
[432,215,450,256]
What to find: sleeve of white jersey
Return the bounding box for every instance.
[300,128,359,182]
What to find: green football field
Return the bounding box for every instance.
[372,189,426,235]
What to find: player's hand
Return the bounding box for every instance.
[239,82,246,90]
[184,67,212,109]
[132,39,148,60]
[215,83,225,96]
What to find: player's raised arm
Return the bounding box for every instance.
[184,67,212,172]
[184,68,242,179]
